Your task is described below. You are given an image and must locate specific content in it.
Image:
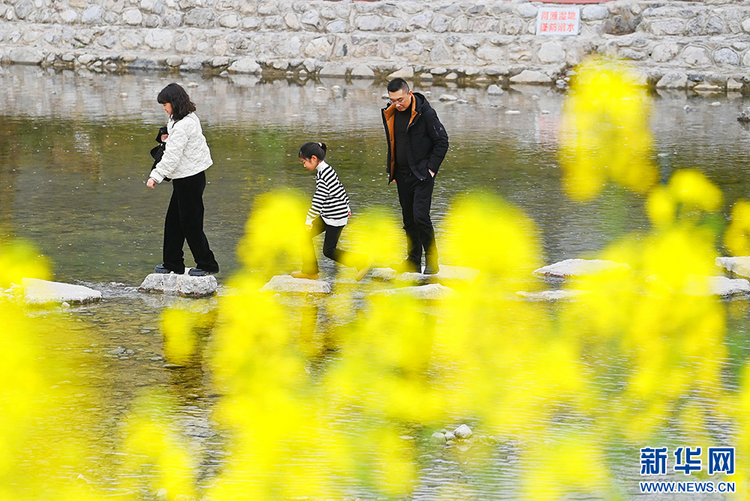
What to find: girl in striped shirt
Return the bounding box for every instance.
[292,142,374,281]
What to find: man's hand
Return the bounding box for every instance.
[429,169,435,178]
[146,177,157,189]
[305,223,312,231]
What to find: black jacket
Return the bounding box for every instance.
[382,92,449,182]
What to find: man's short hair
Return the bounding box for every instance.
[387,78,410,94]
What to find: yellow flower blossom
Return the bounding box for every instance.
[724,200,750,256]
[559,57,658,200]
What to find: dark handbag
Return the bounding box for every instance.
[150,126,171,182]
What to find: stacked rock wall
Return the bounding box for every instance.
[1,0,750,89]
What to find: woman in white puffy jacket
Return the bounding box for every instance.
[146,83,219,276]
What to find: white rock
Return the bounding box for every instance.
[509,70,552,85]
[454,424,473,439]
[371,268,398,281]
[22,278,102,305]
[260,275,331,294]
[582,5,608,20]
[682,46,710,66]
[444,431,456,441]
[227,58,261,74]
[534,259,631,278]
[371,283,457,300]
[371,265,479,283]
[656,72,688,89]
[538,41,565,64]
[60,9,78,23]
[710,276,750,297]
[487,84,503,95]
[388,66,414,79]
[430,431,446,444]
[693,84,722,92]
[439,94,458,101]
[728,78,744,91]
[715,48,740,66]
[319,62,347,77]
[139,272,218,297]
[122,8,142,25]
[506,110,521,115]
[351,63,375,78]
[716,256,750,278]
[516,4,538,18]
[9,48,44,64]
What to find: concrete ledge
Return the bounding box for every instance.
[139,272,218,297]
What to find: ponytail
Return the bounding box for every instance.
[299,141,327,161]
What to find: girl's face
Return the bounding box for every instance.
[162,102,173,116]
[301,155,320,171]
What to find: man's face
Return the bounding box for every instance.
[388,89,412,112]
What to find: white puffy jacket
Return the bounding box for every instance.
[150,112,213,183]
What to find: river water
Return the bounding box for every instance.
[2,65,750,499]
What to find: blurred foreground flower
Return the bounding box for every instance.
[725,199,750,256]
[559,58,658,201]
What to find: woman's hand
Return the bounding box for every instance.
[146,177,157,189]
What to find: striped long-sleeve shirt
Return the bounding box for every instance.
[306,161,350,227]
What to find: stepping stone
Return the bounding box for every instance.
[370,283,457,300]
[533,259,631,278]
[18,278,103,305]
[371,265,479,283]
[260,275,331,294]
[716,256,750,278]
[139,272,218,297]
[517,289,582,302]
[709,276,750,297]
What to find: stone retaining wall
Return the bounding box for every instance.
[2,0,750,90]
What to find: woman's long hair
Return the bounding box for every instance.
[157,83,196,121]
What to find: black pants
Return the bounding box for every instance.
[162,171,219,274]
[301,217,368,275]
[395,169,438,269]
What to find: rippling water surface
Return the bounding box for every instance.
[2,65,750,499]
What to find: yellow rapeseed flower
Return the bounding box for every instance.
[559,58,658,201]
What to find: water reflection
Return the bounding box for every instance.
[3,65,750,499]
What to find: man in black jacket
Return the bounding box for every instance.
[382,78,449,274]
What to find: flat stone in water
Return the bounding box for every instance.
[716,256,750,278]
[371,283,457,300]
[139,272,218,297]
[709,276,750,297]
[534,258,631,278]
[20,278,103,305]
[260,275,331,294]
[371,265,479,283]
[517,289,582,302]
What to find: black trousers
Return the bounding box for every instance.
[301,217,368,275]
[395,169,438,269]
[162,171,219,274]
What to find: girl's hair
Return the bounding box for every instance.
[157,83,196,121]
[299,142,327,161]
